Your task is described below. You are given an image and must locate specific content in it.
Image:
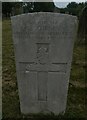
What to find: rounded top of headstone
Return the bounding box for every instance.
[11,12,77,20]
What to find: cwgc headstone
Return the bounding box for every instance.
[11,12,77,115]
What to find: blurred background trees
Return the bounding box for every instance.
[2,2,55,16]
[2,2,86,17]
[33,2,55,12]
[2,2,23,17]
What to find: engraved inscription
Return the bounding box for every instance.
[37,43,49,65]
[19,42,67,101]
[19,62,67,101]
[19,62,67,73]
[38,72,48,101]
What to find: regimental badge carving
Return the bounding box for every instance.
[37,43,49,65]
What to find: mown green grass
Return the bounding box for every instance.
[2,19,87,119]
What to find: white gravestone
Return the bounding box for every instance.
[11,12,77,115]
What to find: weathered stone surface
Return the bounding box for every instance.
[11,12,77,114]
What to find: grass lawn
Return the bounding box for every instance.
[2,19,87,119]
[0,20,2,120]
